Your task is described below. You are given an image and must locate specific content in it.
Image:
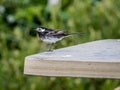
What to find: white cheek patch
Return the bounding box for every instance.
[40,28,45,32]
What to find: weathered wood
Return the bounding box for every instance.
[24,39,120,78]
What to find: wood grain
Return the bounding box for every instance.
[24,39,120,78]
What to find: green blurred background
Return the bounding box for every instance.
[0,0,120,90]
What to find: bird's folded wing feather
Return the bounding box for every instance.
[46,30,66,36]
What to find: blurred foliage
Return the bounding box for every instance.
[0,0,120,90]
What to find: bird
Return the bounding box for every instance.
[35,26,84,52]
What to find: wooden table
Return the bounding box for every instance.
[24,39,120,78]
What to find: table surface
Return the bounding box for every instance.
[24,39,120,78]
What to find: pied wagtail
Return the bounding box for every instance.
[35,26,84,51]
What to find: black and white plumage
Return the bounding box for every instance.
[35,26,84,51]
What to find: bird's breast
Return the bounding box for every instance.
[41,36,63,43]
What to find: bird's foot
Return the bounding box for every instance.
[46,49,53,52]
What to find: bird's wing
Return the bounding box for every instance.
[55,30,65,34]
[46,30,65,35]
[47,30,68,38]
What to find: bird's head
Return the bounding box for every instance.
[35,27,45,33]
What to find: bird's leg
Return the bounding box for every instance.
[47,43,54,52]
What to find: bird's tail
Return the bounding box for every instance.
[66,32,85,37]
